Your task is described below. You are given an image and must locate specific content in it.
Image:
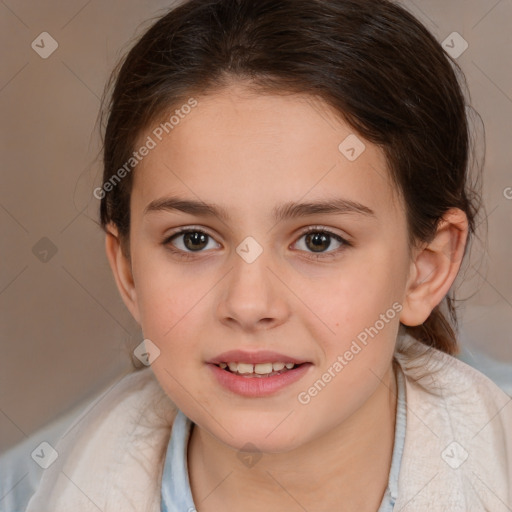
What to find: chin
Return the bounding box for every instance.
[205,416,307,454]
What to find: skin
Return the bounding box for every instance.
[105,82,468,511]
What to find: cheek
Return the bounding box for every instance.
[309,254,404,368]
[306,277,399,414]
[321,257,402,326]
[131,245,200,331]
[131,254,226,383]
[132,257,209,402]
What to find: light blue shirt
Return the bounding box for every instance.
[161,364,407,512]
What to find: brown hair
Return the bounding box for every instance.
[99,0,483,358]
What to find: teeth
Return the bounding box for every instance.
[219,361,298,375]
[237,363,254,374]
[255,363,273,374]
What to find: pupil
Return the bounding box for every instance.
[184,232,208,251]
[307,232,330,252]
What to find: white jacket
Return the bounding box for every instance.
[25,338,512,512]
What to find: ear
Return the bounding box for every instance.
[104,223,141,324]
[400,208,468,326]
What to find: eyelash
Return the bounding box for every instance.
[162,225,352,261]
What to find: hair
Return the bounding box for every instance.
[98,0,484,366]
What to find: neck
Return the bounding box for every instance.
[188,363,398,512]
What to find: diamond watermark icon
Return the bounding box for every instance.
[442,32,468,59]
[236,236,263,264]
[441,441,468,469]
[237,442,263,468]
[31,441,58,469]
[31,32,59,59]
[338,134,366,162]
[32,237,58,263]
[134,338,161,366]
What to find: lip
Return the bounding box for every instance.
[207,361,313,397]
[207,349,309,365]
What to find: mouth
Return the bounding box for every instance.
[207,355,313,397]
[206,350,312,396]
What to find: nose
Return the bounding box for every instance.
[216,246,290,332]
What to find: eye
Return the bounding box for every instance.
[293,226,351,259]
[163,227,220,259]
[162,225,351,261]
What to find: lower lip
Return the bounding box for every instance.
[207,363,313,397]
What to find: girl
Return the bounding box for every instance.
[26,0,512,510]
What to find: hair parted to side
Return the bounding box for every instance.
[99,0,484,360]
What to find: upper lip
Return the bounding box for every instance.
[207,350,309,365]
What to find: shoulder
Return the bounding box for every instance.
[399,339,512,448]
[26,367,178,512]
[395,337,512,510]
[60,367,178,449]
[399,340,511,415]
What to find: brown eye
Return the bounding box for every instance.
[293,227,351,259]
[181,231,209,251]
[304,232,333,253]
[164,228,220,256]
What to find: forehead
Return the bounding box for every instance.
[131,85,401,222]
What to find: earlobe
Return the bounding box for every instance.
[400,208,468,327]
[104,223,141,324]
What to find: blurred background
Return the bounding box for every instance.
[1,0,511,510]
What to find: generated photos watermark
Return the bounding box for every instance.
[297,301,403,405]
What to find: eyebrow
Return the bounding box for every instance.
[143,195,376,223]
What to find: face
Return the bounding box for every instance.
[120,83,413,453]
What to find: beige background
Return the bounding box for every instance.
[1,0,511,455]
